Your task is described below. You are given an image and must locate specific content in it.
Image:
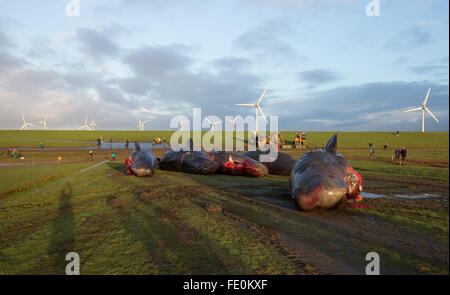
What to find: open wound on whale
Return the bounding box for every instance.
[224,154,252,175]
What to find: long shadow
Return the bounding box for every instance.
[107,162,127,175]
[134,196,235,274]
[48,182,75,274]
[182,172,299,211]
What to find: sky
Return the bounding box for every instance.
[0,0,448,131]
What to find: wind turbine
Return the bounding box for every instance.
[36,114,49,130]
[235,87,269,140]
[177,118,190,131]
[20,113,35,130]
[89,117,98,130]
[137,118,150,131]
[80,115,91,130]
[205,118,222,131]
[403,88,439,132]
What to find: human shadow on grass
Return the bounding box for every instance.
[48,182,75,274]
[112,194,233,274]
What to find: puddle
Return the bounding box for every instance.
[1,142,170,151]
[361,192,386,199]
[394,193,442,199]
[362,192,444,199]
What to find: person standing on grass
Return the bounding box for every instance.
[400,146,407,163]
[125,139,129,150]
[58,156,62,165]
[111,151,116,161]
[88,150,93,162]
[369,143,375,159]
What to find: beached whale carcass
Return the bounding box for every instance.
[242,150,297,176]
[208,151,269,177]
[125,142,158,176]
[289,134,363,211]
[158,150,220,175]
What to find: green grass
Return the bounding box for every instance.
[0,161,448,274]
[349,160,449,180]
[0,130,448,274]
[1,130,448,149]
[0,163,92,197]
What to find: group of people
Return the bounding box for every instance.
[7,146,18,158]
[87,149,117,162]
[368,143,408,164]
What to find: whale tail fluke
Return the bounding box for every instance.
[326,134,337,154]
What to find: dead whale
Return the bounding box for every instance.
[125,142,158,176]
[242,150,297,176]
[208,151,269,177]
[159,150,220,175]
[289,134,363,211]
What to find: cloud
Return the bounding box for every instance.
[75,25,126,59]
[392,56,411,67]
[0,30,12,49]
[297,69,341,88]
[409,65,447,75]
[408,56,449,81]
[234,19,305,65]
[123,44,192,79]
[268,81,449,131]
[385,26,433,49]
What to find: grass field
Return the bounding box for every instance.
[1,130,448,148]
[0,130,448,274]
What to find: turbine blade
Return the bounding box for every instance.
[257,105,268,125]
[403,107,422,113]
[257,87,269,105]
[425,107,439,123]
[235,104,255,106]
[423,88,431,106]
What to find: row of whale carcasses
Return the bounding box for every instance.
[125,135,364,211]
[126,145,296,178]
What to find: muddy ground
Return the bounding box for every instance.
[1,150,448,274]
[177,170,449,274]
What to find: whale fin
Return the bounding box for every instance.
[135,142,141,151]
[326,134,337,154]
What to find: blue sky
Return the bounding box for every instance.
[0,0,448,131]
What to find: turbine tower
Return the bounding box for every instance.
[20,113,35,130]
[89,117,97,130]
[80,115,91,130]
[235,87,269,140]
[137,118,150,131]
[403,88,439,132]
[36,115,49,130]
